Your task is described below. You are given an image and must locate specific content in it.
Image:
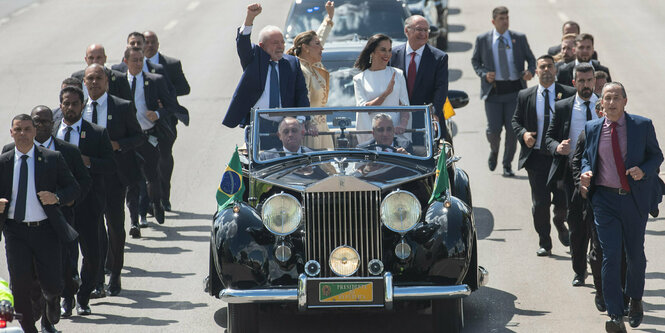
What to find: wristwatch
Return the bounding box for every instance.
[54,194,60,205]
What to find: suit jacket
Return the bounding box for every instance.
[140,71,190,128]
[72,67,133,102]
[581,113,664,217]
[389,43,448,120]
[0,145,79,242]
[105,95,145,185]
[259,146,313,160]
[112,60,178,97]
[471,30,536,99]
[357,138,414,154]
[158,53,190,96]
[223,29,310,128]
[548,44,598,60]
[556,60,611,87]
[3,138,92,207]
[544,95,581,185]
[512,83,576,170]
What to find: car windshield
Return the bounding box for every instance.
[284,0,409,41]
[252,107,433,162]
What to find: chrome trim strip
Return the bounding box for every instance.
[392,285,471,300]
[478,266,489,287]
[298,274,307,311]
[220,288,298,304]
[384,272,393,310]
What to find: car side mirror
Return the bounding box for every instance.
[448,90,469,109]
[429,25,440,39]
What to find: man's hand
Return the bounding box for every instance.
[523,131,537,148]
[396,147,408,154]
[81,155,91,167]
[245,3,262,26]
[486,72,496,83]
[581,171,593,188]
[0,300,14,322]
[580,185,588,199]
[556,139,571,155]
[111,141,120,151]
[325,1,334,19]
[146,110,159,122]
[37,191,58,205]
[0,198,7,214]
[522,71,533,81]
[626,166,645,181]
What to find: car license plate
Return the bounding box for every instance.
[319,281,373,303]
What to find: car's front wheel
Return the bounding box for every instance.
[227,303,258,333]
[432,298,463,332]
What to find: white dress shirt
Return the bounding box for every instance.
[404,43,425,78]
[35,137,54,151]
[534,84,555,150]
[8,146,48,222]
[83,92,108,128]
[569,93,599,158]
[146,53,160,67]
[492,29,518,81]
[283,146,302,154]
[128,72,156,130]
[56,118,83,146]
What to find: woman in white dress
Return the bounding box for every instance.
[353,33,410,144]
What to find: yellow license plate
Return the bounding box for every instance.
[319,282,373,303]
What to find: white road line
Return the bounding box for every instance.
[186,1,200,11]
[557,11,569,22]
[164,19,179,31]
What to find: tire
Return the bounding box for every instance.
[227,303,259,333]
[432,298,463,333]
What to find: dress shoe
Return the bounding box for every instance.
[536,247,551,256]
[89,285,106,299]
[556,226,570,247]
[488,152,498,171]
[572,274,585,287]
[605,314,626,333]
[650,208,659,217]
[147,205,154,217]
[107,275,121,296]
[162,199,172,212]
[45,296,60,325]
[76,302,91,316]
[139,216,149,228]
[60,297,74,318]
[129,224,141,238]
[41,316,61,333]
[153,203,165,224]
[628,298,643,328]
[502,167,515,177]
[595,293,607,312]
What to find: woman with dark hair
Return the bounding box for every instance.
[353,33,410,143]
[286,1,335,149]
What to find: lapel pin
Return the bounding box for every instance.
[557,92,562,100]
[111,76,116,81]
[38,156,42,161]
[108,115,113,120]
[151,69,156,73]
[145,80,149,86]
[81,131,86,139]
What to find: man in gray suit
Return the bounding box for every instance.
[471,6,536,177]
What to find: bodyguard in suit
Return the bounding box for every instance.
[512,55,576,257]
[580,82,663,331]
[71,44,133,101]
[52,77,84,126]
[471,6,536,177]
[357,114,413,155]
[545,63,599,283]
[0,114,80,333]
[557,34,611,87]
[259,117,312,160]
[82,64,144,297]
[547,21,598,60]
[223,3,310,129]
[54,86,115,316]
[389,15,449,143]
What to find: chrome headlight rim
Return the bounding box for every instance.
[380,190,422,233]
[328,245,361,277]
[261,192,302,236]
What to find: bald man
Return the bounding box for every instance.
[71,44,132,101]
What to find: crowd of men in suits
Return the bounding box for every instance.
[0,31,190,333]
[472,6,662,333]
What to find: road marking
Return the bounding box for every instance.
[557,11,569,22]
[164,19,178,31]
[187,1,200,11]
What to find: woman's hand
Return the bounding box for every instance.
[325,1,334,19]
[382,72,396,99]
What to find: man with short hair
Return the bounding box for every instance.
[557,33,611,87]
[358,114,412,154]
[71,44,132,101]
[554,34,576,69]
[112,32,169,81]
[53,78,83,125]
[471,6,536,177]
[594,71,609,96]
[547,21,599,60]
[259,117,312,159]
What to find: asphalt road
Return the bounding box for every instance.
[0,0,664,332]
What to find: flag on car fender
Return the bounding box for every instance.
[443,97,455,120]
[428,152,449,204]
[217,146,245,211]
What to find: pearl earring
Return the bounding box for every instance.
[369,54,372,65]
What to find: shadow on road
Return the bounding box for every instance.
[66,312,178,326]
[166,210,213,220]
[465,286,550,332]
[446,41,472,53]
[125,242,192,255]
[474,207,494,240]
[149,223,211,243]
[448,24,465,33]
[123,265,196,279]
[449,68,462,82]
[448,7,461,15]
[93,289,208,311]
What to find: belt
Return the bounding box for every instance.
[596,185,630,195]
[492,80,522,95]
[7,219,48,227]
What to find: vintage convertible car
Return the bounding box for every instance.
[207,105,487,332]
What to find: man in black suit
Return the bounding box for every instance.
[71,44,132,102]
[54,86,115,316]
[52,78,84,125]
[358,114,413,154]
[389,15,448,143]
[512,55,576,257]
[556,34,610,87]
[0,114,80,333]
[547,21,599,60]
[82,64,144,297]
[112,32,176,95]
[546,63,600,285]
[259,117,313,160]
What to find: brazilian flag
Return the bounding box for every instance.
[428,152,449,204]
[217,147,245,211]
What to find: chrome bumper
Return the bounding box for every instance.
[220,267,489,310]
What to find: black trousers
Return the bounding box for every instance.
[4,220,62,333]
[159,118,177,203]
[67,198,103,305]
[99,173,128,282]
[524,152,567,250]
[127,140,162,224]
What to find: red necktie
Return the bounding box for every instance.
[610,122,630,191]
[407,52,417,99]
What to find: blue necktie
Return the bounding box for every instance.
[14,155,28,223]
[269,62,280,108]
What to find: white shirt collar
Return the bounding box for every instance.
[575,93,598,106]
[574,59,593,67]
[537,83,555,95]
[88,92,108,106]
[14,145,35,160]
[283,146,302,154]
[147,52,160,65]
[492,29,510,43]
[61,117,83,133]
[405,43,425,57]
[35,136,53,148]
[128,71,143,81]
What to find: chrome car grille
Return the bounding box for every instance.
[304,191,382,277]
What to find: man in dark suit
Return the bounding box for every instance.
[389,15,448,143]
[512,55,576,257]
[557,34,611,87]
[471,6,536,177]
[54,86,115,317]
[223,3,309,130]
[547,21,599,60]
[52,78,84,125]
[0,114,80,333]
[358,113,413,154]
[259,117,313,160]
[82,64,144,298]
[580,82,663,331]
[545,63,600,283]
[71,44,132,102]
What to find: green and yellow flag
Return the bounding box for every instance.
[216,147,245,211]
[428,152,449,204]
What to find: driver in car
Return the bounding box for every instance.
[357,113,412,154]
[260,117,313,159]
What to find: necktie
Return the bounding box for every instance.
[407,52,417,99]
[610,122,630,191]
[540,89,551,149]
[497,36,510,80]
[131,76,137,102]
[14,155,28,223]
[92,101,98,124]
[64,126,73,143]
[269,62,280,108]
[584,101,592,121]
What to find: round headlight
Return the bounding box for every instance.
[261,193,302,235]
[381,190,421,233]
[329,246,360,277]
